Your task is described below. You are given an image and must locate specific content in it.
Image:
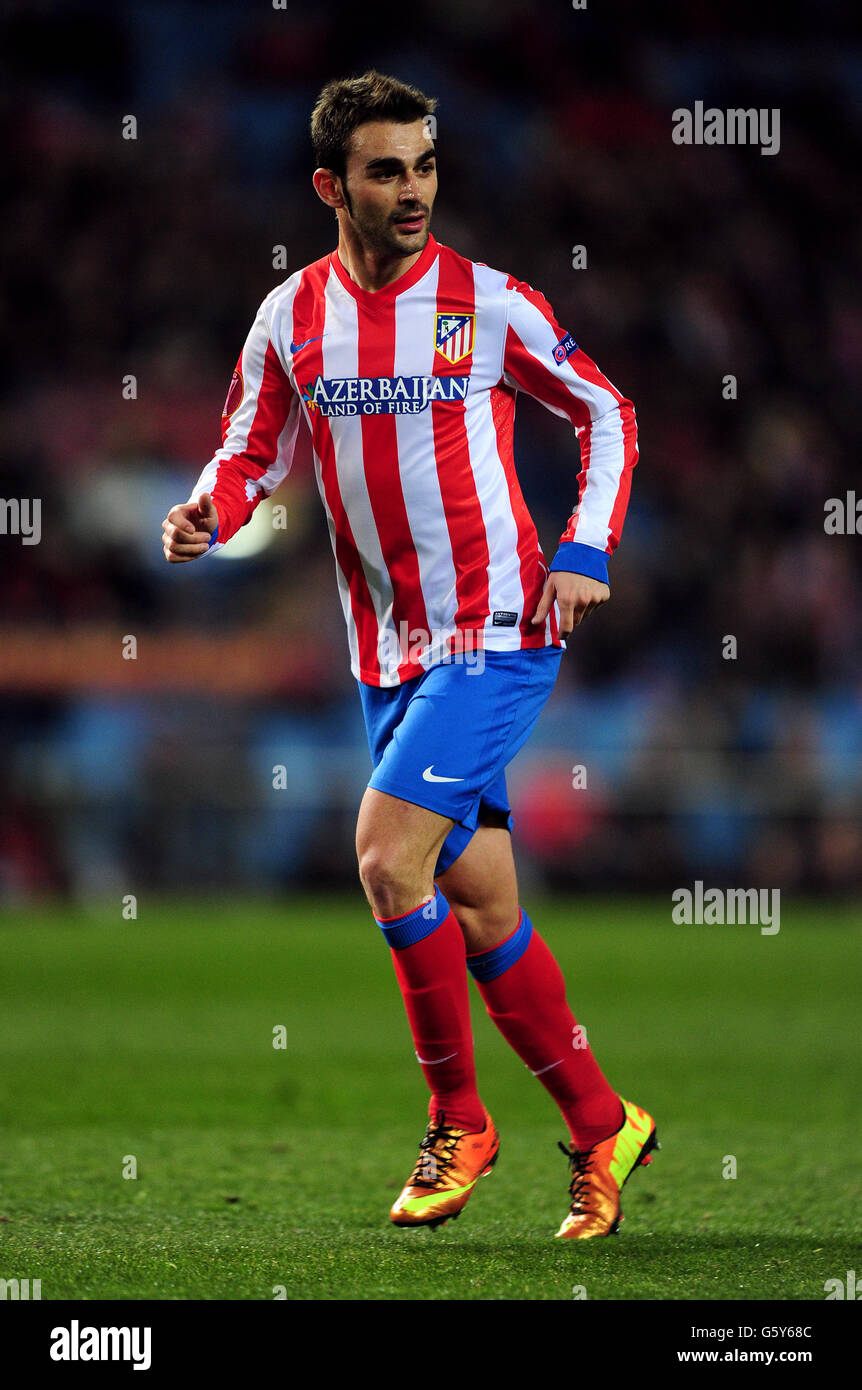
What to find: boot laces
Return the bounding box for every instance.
[411,1111,460,1188]
[558,1140,597,1213]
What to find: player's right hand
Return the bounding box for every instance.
[162,492,219,563]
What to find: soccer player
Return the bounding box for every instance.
[162,72,658,1239]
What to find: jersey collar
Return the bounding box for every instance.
[329,234,439,304]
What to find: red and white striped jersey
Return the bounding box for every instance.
[192,234,638,686]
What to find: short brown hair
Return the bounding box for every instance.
[311,70,436,181]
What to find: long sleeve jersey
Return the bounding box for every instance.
[191,233,638,686]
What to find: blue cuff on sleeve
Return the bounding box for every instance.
[208,525,219,548]
[549,542,609,585]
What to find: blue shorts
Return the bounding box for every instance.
[358,647,563,876]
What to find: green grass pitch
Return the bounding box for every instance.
[1,896,859,1301]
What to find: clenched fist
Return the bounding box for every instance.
[162,492,219,563]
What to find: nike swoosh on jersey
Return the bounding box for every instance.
[422,766,465,783]
[289,334,324,353]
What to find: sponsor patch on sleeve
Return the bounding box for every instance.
[553,333,579,364]
[222,367,244,420]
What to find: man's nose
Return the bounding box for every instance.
[399,175,421,202]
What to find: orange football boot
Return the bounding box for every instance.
[555,1097,660,1239]
[390,1108,500,1229]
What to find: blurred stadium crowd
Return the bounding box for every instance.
[1,0,860,899]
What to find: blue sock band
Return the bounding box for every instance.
[376,886,447,950]
[466,909,533,982]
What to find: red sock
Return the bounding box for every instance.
[468,910,622,1149]
[376,888,485,1133]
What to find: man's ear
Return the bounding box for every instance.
[313,168,346,210]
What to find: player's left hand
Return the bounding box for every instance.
[531,571,610,640]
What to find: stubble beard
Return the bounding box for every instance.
[345,194,431,263]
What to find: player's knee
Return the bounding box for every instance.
[357,843,421,919]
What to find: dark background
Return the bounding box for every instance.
[1,0,860,900]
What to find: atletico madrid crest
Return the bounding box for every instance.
[435,313,475,364]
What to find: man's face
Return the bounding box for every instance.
[340,119,437,258]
